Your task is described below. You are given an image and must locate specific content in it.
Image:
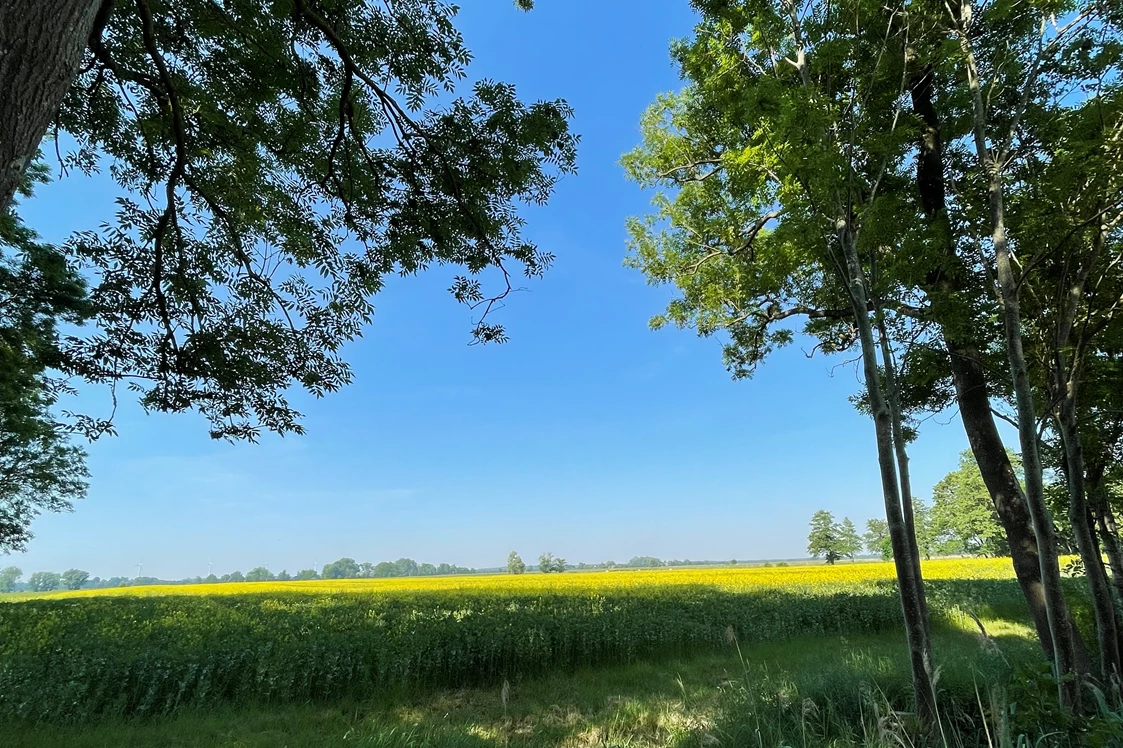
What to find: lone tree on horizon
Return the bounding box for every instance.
[807,510,845,565]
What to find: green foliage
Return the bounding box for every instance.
[320,558,360,580]
[0,574,1031,723]
[0,566,21,593]
[0,167,91,552]
[15,0,578,444]
[626,556,664,568]
[623,0,921,381]
[60,569,90,591]
[537,553,566,573]
[930,451,1009,557]
[863,519,892,560]
[807,510,858,564]
[836,518,862,560]
[244,567,274,583]
[294,569,318,581]
[26,571,60,592]
[506,551,526,575]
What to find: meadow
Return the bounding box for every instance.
[0,559,1057,732]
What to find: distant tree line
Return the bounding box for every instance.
[0,556,479,593]
[504,551,769,574]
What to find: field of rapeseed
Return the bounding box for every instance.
[0,559,1040,723]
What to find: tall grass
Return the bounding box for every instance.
[0,564,1040,723]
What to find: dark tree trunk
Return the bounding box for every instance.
[0,0,101,210]
[908,66,1089,673]
[1096,496,1123,609]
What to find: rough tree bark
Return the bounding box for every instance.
[837,225,936,720]
[0,0,102,211]
[908,66,1088,669]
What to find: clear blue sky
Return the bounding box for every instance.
[11,1,991,579]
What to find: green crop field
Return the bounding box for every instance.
[0,560,1055,726]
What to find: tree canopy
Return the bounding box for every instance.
[0,0,577,543]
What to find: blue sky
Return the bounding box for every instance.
[11,1,990,579]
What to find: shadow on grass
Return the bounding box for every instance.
[0,617,1044,748]
[0,578,1050,723]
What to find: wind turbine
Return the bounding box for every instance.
[207,560,213,577]
[135,559,143,578]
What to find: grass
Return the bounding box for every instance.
[0,615,1044,747]
[5,558,1114,745]
[0,560,1042,723]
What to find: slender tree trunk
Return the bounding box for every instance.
[0,0,101,210]
[1057,394,1121,680]
[989,187,1079,706]
[837,225,936,720]
[907,66,1088,669]
[878,314,931,636]
[954,32,1079,704]
[1096,496,1123,607]
[1047,214,1120,681]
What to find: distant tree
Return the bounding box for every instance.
[392,558,419,577]
[27,571,60,591]
[864,519,893,560]
[930,451,1008,557]
[604,560,617,569]
[245,566,274,582]
[507,551,526,575]
[372,561,396,577]
[358,562,376,578]
[60,568,89,590]
[913,499,938,560]
[294,569,319,581]
[730,559,737,565]
[627,556,663,568]
[437,562,454,575]
[539,552,568,573]
[551,556,567,573]
[321,557,360,579]
[221,570,245,583]
[0,566,21,592]
[204,574,219,584]
[807,510,843,565]
[418,563,437,575]
[837,518,863,560]
[276,570,291,581]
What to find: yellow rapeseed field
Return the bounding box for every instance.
[36,557,1019,600]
